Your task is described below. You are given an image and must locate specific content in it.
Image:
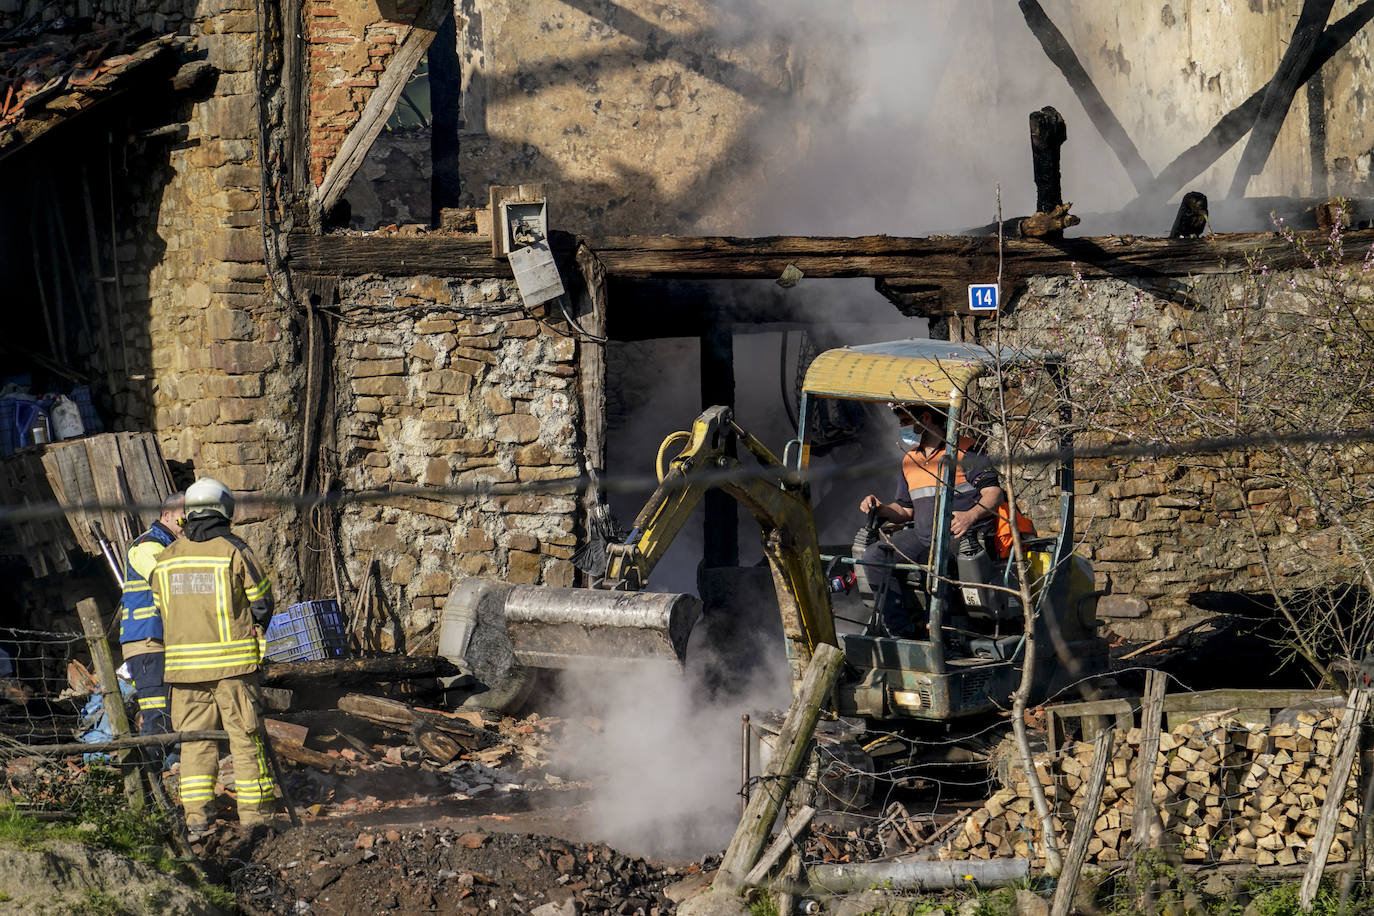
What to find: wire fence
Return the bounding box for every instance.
[757,667,1374,914]
[0,626,87,749]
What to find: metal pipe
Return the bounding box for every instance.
[741,713,751,815]
[807,857,1030,893]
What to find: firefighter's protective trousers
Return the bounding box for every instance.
[172,674,276,824]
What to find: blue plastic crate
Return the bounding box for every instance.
[263,599,349,663]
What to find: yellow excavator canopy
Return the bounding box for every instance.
[801,339,1053,405]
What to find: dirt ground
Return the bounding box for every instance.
[207,822,709,916]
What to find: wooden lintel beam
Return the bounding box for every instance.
[313,0,459,217]
[284,228,1374,307]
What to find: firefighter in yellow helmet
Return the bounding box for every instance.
[150,477,278,834]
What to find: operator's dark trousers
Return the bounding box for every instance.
[124,650,172,769]
[860,528,931,638]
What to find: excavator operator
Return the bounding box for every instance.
[857,403,1004,637]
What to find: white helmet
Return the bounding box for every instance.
[185,477,235,519]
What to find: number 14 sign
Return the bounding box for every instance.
[968,284,999,312]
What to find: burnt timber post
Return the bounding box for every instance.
[701,322,738,569]
[1030,106,1067,239]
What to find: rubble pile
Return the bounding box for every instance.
[942,708,1360,866]
[224,825,703,916]
[805,801,970,864]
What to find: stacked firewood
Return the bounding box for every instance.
[941,709,1361,866]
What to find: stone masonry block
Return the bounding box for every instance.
[207,307,256,341]
[202,27,253,69]
[1098,595,1150,619]
[423,458,450,486]
[353,376,408,397]
[425,370,472,396]
[454,529,495,553]
[204,375,264,397]
[203,92,258,138]
[212,341,277,374]
[207,228,263,263]
[494,413,540,444]
[187,400,221,426]
[506,550,541,584]
[354,359,406,377]
[215,464,267,491]
[218,398,259,423]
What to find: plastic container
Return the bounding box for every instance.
[263,599,349,663]
[49,395,84,440]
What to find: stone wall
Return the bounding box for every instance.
[0,0,301,594]
[989,270,1370,641]
[331,273,583,647]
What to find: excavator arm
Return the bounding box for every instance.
[604,406,838,682]
[439,407,838,707]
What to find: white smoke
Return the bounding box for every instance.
[548,631,792,860]
[700,0,1166,236]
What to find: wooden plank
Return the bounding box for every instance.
[1052,725,1114,916]
[1228,0,1337,198]
[314,0,458,215]
[263,654,460,687]
[285,228,1374,292]
[744,805,816,887]
[77,598,142,807]
[264,717,309,746]
[1050,688,1339,721]
[1133,669,1167,851]
[1300,688,1371,910]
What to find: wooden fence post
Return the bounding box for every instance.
[76,598,143,809]
[1301,688,1371,911]
[1052,725,1114,916]
[1133,669,1167,850]
[715,642,844,895]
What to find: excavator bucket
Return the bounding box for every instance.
[442,579,702,679]
[504,585,701,668]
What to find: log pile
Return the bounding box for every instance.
[941,709,1361,867]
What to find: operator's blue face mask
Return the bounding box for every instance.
[899,428,920,450]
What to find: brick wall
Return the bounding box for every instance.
[332,274,583,647]
[306,0,403,186]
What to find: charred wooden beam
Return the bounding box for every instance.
[1018,0,1153,194]
[1131,0,1374,208]
[287,228,1374,288]
[261,654,460,688]
[1031,106,1067,216]
[1229,0,1337,198]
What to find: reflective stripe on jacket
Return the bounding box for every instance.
[900,437,998,542]
[901,436,991,508]
[151,534,273,683]
[118,521,179,644]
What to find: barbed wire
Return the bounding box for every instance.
[2,425,1372,526]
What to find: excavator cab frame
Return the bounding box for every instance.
[440,338,1106,729]
[794,339,1107,720]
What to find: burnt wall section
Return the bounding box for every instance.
[990,272,1369,643]
[331,275,582,647]
[306,0,403,186]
